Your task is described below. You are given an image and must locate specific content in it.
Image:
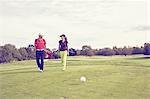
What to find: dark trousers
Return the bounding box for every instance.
[36,50,44,70]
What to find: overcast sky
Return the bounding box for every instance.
[0,0,150,49]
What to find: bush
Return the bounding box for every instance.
[0,44,22,63]
[0,46,13,63]
[144,43,150,55]
[80,45,94,56]
[19,47,29,60]
[122,47,133,56]
[96,48,115,56]
[26,48,36,59]
[132,47,144,54]
[69,48,77,56]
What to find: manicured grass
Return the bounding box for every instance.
[0,55,150,99]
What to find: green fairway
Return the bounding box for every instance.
[0,56,150,99]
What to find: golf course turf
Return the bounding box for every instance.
[0,55,150,99]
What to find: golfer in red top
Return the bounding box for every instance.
[34,34,46,72]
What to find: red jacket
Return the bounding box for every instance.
[34,38,46,50]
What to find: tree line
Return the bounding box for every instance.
[0,43,150,63]
[69,43,150,56]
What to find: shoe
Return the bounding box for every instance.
[40,70,43,72]
[39,69,43,72]
[38,68,41,71]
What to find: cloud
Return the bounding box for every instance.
[0,0,148,48]
[132,25,150,31]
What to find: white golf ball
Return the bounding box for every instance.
[80,76,86,82]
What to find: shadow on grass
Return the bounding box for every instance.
[127,57,150,60]
[0,67,35,73]
[67,60,81,61]
[0,70,39,75]
[0,64,61,73]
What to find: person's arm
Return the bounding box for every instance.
[43,39,46,48]
[43,39,47,53]
[34,39,37,49]
[58,41,61,51]
[66,42,69,55]
[66,41,68,51]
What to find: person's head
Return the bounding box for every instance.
[38,34,43,39]
[60,34,67,41]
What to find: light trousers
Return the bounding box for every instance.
[60,51,67,69]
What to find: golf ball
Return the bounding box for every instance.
[80,76,86,82]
